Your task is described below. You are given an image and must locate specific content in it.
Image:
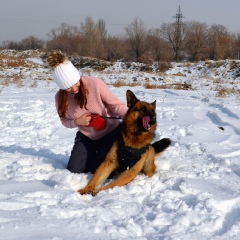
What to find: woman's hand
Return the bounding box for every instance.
[74,113,92,126]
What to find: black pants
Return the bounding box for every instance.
[67,126,121,174]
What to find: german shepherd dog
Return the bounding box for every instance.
[79,90,171,195]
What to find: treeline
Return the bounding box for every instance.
[1,17,240,63]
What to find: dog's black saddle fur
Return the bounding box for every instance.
[117,135,149,172]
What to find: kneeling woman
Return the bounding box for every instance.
[47,51,128,174]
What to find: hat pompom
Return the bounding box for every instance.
[47,51,68,68]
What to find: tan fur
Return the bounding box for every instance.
[47,50,68,68]
[78,90,170,195]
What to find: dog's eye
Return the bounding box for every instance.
[140,107,146,112]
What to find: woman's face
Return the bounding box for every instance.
[66,81,80,94]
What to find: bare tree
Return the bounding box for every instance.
[20,36,44,50]
[104,36,127,60]
[2,36,44,50]
[2,40,22,50]
[207,24,229,59]
[98,18,107,39]
[80,17,105,59]
[184,21,208,61]
[160,22,186,62]
[234,33,240,59]
[124,18,148,61]
[46,23,81,54]
[147,28,171,62]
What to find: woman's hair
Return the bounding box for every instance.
[57,79,88,119]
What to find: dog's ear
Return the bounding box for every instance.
[151,100,156,109]
[126,90,139,108]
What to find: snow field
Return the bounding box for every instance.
[0,77,240,239]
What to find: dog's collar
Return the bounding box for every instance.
[117,135,149,172]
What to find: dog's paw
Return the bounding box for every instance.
[78,187,93,195]
[78,188,99,196]
[91,190,99,196]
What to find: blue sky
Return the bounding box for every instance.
[0,0,239,43]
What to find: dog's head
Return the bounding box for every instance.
[124,90,157,133]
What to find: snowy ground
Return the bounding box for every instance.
[0,55,240,239]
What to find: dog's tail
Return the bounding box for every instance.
[152,138,171,154]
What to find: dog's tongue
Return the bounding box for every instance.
[142,115,150,130]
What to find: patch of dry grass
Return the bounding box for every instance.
[216,61,225,68]
[215,86,240,97]
[144,82,159,89]
[0,55,37,68]
[172,72,186,77]
[112,80,139,87]
[158,83,192,90]
[1,78,11,86]
[30,81,38,88]
[229,61,240,70]
[111,79,193,90]
[0,75,25,89]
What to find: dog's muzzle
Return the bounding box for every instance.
[141,115,156,131]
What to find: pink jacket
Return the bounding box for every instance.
[55,76,128,140]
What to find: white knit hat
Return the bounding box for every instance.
[52,60,80,90]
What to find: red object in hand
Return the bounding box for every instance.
[87,114,106,131]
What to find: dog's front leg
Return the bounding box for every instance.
[78,159,118,195]
[78,146,118,195]
[97,152,148,193]
[142,146,156,177]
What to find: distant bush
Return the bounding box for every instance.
[159,62,172,72]
[2,36,44,50]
